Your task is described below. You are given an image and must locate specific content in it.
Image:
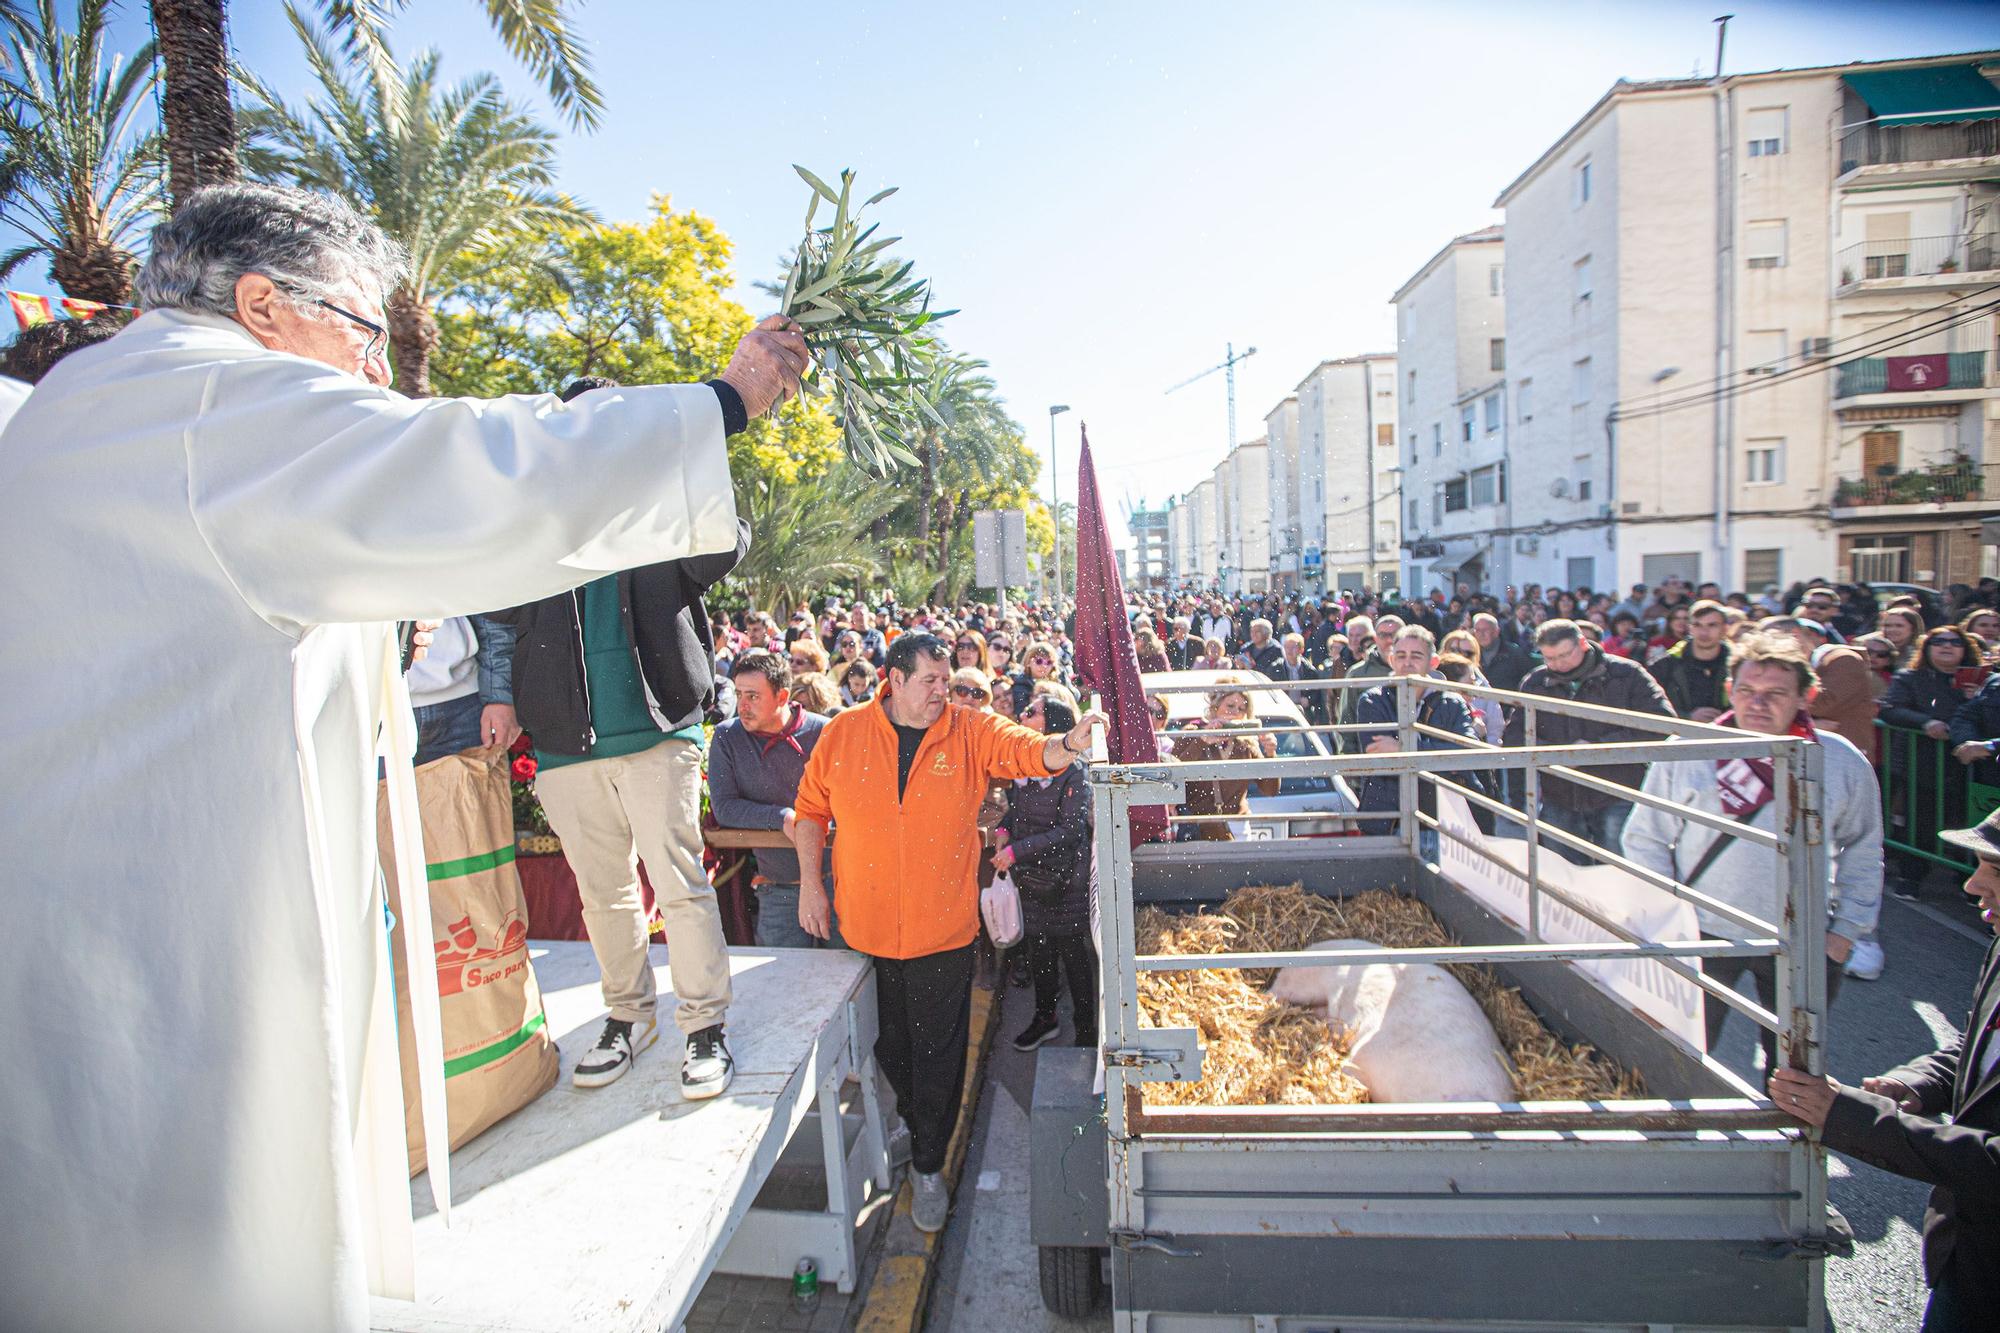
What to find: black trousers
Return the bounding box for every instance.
[1701,935,1845,1071]
[1029,931,1099,1039]
[871,943,974,1176]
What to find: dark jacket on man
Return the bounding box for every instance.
[1822,936,2000,1318]
[1648,639,1730,719]
[1337,649,1394,750]
[1165,633,1199,671]
[1000,766,1093,937]
[1272,655,1329,726]
[1480,636,1534,693]
[498,519,750,754]
[1240,639,1285,678]
[1503,644,1676,810]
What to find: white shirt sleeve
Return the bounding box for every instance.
[186,357,735,627]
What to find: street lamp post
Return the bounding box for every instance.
[1049,404,1071,602]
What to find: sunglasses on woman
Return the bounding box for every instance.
[1933,637,1966,647]
[951,684,988,700]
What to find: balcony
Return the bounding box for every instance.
[1840,118,2000,180]
[1838,234,1999,290]
[1834,351,1987,398]
[1831,458,2000,517]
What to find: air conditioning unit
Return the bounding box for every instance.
[1622,501,1641,514]
[1514,536,1540,555]
[1548,478,1571,498]
[1800,336,1833,361]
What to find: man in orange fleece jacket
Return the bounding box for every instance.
[792,632,1103,1233]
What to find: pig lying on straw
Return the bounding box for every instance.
[1270,938,1513,1103]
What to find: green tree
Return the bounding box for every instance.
[239,4,590,394]
[731,463,898,614]
[0,0,161,303]
[431,198,841,481]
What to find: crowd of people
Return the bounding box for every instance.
[1,178,1994,1331]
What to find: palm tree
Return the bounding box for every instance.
[240,5,590,395]
[732,464,898,614]
[0,0,162,303]
[150,0,602,207]
[151,0,237,206]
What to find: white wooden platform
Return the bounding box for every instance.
[371,941,886,1333]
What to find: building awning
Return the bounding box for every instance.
[1843,65,2000,126]
[1431,538,1492,575]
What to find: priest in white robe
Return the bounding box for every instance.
[0,183,804,1333]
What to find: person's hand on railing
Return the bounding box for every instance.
[1924,719,1951,741]
[1365,736,1398,755]
[1954,741,1993,766]
[1768,1068,1836,1128]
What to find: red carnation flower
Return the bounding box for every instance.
[511,753,538,782]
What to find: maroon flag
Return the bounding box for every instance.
[1069,426,1171,846]
[1886,354,1949,392]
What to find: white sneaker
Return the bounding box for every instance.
[1845,937,1885,981]
[680,1025,734,1101]
[573,1017,657,1088]
[911,1169,950,1233]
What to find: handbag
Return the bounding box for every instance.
[982,869,1025,948]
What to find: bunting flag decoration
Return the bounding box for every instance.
[1069,425,1172,848]
[8,291,55,329]
[7,291,140,331]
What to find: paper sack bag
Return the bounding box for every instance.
[377,744,559,1176]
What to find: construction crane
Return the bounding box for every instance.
[1166,342,1258,458]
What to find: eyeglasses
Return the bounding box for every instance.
[956,642,977,651]
[1932,637,1966,647]
[314,299,387,364]
[789,655,815,666]
[951,685,988,700]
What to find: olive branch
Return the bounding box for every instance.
[779,165,954,476]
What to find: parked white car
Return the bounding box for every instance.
[1140,669,1359,839]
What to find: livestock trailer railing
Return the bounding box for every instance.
[1067,679,1837,1332]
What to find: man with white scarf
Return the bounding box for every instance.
[0,183,804,1332]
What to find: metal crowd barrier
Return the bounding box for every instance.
[1875,718,2000,875]
[1104,674,1831,1118]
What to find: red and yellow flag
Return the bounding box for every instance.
[59,297,110,321]
[7,291,55,329]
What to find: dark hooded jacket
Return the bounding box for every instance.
[1504,643,1676,811]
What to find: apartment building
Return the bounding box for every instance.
[1165,497,1192,587]
[1825,62,2000,588]
[1392,226,1509,595]
[1265,396,1303,589]
[1188,476,1220,588]
[1126,503,1172,590]
[1219,438,1271,594]
[1295,354,1400,593]
[1493,50,2000,596]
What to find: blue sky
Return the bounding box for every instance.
[26,0,2000,544]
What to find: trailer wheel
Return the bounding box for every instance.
[1038,1244,1103,1316]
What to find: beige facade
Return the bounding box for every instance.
[1264,396,1302,588]
[1295,354,1399,594]
[1222,438,1271,594]
[1392,226,1509,595]
[1492,52,2000,596]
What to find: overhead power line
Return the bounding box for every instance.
[1609,295,2000,424]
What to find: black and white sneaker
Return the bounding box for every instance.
[681,1024,734,1101]
[1012,1015,1060,1052]
[573,1017,656,1088]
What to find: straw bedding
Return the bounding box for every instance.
[1135,884,1645,1107]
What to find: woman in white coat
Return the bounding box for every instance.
[0,183,804,1333]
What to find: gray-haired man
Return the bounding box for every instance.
[0,182,805,1330]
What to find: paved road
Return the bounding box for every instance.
[927,886,1992,1333]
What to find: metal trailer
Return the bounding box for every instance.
[1031,675,1846,1332]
